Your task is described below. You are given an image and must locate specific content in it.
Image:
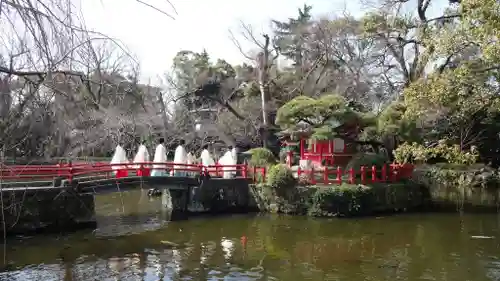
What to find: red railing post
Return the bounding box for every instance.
[323,167,328,184]
[371,165,377,183]
[242,164,248,178]
[360,166,366,184]
[319,145,323,166]
[348,168,355,184]
[57,162,63,177]
[67,162,73,183]
[139,163,144,177]
[397,164,402,181]
[300,138,305,159]
[390,164,397,182]
[310,167,316,184]
[336,167,342,184]
[287,150,293,167]
[381,164,387,182]
[145,162,151,177]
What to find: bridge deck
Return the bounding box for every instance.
[74,175,199,194]
[0,175,251,194]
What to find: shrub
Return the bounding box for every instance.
[250,167,267,183]
[308,184,371,216]
[267,164,297,189]
[345,152,389,171]
[248,147,276,167]
[393,141,478,165]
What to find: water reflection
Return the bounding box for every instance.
[93,189,171,237]
[1,195,500,280]
[221,238,235,262]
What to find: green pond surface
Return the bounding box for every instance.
[1,190,500,281]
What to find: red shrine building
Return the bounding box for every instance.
[279,121,361,167]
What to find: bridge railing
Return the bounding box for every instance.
[0,162,258,182]
[203,164,251,178]
[0,162,413,185]
[55,162,206,181]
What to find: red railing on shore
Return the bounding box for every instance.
[297,164,414,185]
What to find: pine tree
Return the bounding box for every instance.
[272,4,313,67]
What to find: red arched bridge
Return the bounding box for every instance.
[0,162,264,191]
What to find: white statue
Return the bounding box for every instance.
[110,145,128,169]
[110,145,129,177]
[173,140,188,177]
[151,138,168,177]
[219,146,235,179]
[200,145,215,164]
[132,144,150,168]
[200,144,216,176]
[231,146,238,176]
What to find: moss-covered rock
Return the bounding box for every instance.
[250,180,425,217]
[413,164,500,212]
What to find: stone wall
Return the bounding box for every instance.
[1,176,254,235]
[190,178,254,213]
[163,188,190,219]
[413,165,500,212]
[0,189,95,235]
[248,182,426,217]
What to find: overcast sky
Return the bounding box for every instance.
[80,0,448,84]
[80,0,364,83]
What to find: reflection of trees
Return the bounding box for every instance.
[3,214,500,280]
[200,241,217,265]
[0,264,65,281]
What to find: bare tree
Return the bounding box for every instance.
[229,21,279,147]
[0,0,177,159]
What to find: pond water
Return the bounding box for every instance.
[1,190,500,281]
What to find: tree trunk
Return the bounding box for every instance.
[156,90,170,140]
[257,34,272,148]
